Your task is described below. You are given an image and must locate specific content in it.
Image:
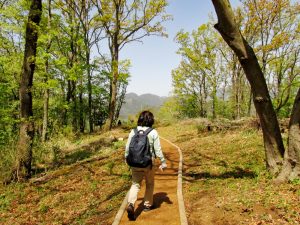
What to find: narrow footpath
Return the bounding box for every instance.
[115,139,183,225]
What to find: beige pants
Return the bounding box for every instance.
[128,165,155,207]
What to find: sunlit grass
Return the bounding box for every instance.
[0,128,131,225]
[160,118,300,224]
[0,118,299,224]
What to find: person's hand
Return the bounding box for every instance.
[159,162,167,171]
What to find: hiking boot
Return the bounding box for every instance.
[143,205,153,212]
[127,203,135,220]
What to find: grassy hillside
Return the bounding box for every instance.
[0,129,131,225]
[0,118,299,224]
[158,118,300,225]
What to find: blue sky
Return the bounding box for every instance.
[120,0,241,97]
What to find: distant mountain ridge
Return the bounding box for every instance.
[119,93,167,119]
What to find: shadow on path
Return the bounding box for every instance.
[134,192,173,220]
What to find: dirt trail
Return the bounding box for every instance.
[118,139,181,225]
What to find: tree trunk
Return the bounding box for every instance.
[236,69,243,119]
[86,49,93,133]
[198,79,204,117]
[247,91,252,116]
[42,87,49,142]
[82,1,93,132]
[66,79,77,131]
[115,82,127,125]
[107,62,118,130]
[275,88,300,183]
[211,0,284,174]
[105,30,119,130]
[14,0,42,181]
[42,0,52,142]
[212,84,217,119]
[71,80,77,132]
[65,80,72,126]
[104,2,121,131]
[203,75,208,117]
[231,57,238,119]
[79,85,84,133]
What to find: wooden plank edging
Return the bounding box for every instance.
[160,137,188,225]
[112,192,129,225]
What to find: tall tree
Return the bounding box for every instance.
[54,0,85,132]
[0,0,24,145]
[93,0,170,130]
[14,0,42,180]
[173,25,227,119]
[241,0,300,117]
[211,0,284,174]
[71,0,103,133]
[42,0,53,141]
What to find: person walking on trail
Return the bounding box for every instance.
[125,110,167,221]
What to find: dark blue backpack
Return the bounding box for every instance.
[126,128,153,168]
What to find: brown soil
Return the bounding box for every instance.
[119,139,181,225]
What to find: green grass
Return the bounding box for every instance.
[0,128,131,225]
[159,118,300,224]
[1,119,299,224]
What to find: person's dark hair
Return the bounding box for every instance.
[137,111,154,127]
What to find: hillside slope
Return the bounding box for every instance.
[119,93,167,119]
[1,119,299,225]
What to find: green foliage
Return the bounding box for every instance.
[39,204,50,213]
[0,0,299,187]
[0,142,17,182]
[173,24,236,119]
[242,0,300,117]
[172,0,299,121]
[112,140,125,150]
[157,97,180,125]
[290,179,300,185]
[106,161,115,175]
[64,150,93,165]
[0,0,170,178]
[0,1,25,147]
[195,124,206,133]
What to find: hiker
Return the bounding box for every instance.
[117,120,122,126]
[125,110,167,220]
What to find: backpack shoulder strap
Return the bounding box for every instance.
[144,127,153,135]
[144,127,156,159]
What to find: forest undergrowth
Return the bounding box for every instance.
[0,118,299,225]
[0,128,131,225]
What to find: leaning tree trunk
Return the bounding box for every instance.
[211,0,284,174]
[14,0,42,181]
[275,88,300,183]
